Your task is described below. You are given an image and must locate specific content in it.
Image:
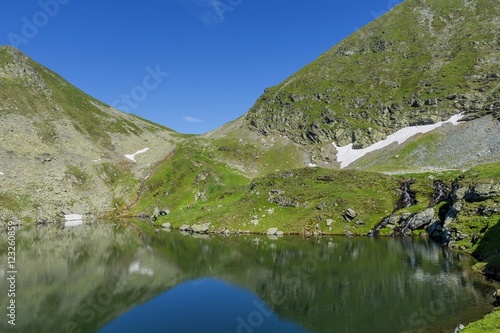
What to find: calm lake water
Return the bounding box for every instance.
[0,222,497,333]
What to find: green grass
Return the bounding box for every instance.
[128,139,399,234]
[65,165,90,189]
[242,0,500,147]
[462,308,500,333]
[460,162,500,184]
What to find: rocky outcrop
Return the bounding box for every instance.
[427,181,500,256]
[464,183,500,202]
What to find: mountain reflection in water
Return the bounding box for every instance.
[0,222,496,333]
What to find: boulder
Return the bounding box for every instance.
[180,225,192,232]
[408,208,435,230]
[444,202,463,226]
[159,209,170,216]
[191,223,210,234]
[136,212,148,219]
[427,221,443,238]
[161,223,171,229]
[344,208,357,221]
[267,227,278,235]
[326,219,334,226]
[152,207,160,220]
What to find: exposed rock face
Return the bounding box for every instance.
[428,182,500,247]
[464,183,500,201]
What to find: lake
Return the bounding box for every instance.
[0,222,496,333]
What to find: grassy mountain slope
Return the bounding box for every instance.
[128,139,399,234]
[0,46,181,221]
[242,0,499,149]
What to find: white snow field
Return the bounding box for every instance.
[334,113,464,168]
[125,147,150,162]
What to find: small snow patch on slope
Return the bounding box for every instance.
[125,148,150,162]
[64,214,83,227]
[334,113,464,169]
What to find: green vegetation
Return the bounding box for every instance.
[244,0,500,147]
[462,308,500,333]
[0,192,36,212]
[95,161,140,212]
[65,165,90,189]
[128,139,399,234]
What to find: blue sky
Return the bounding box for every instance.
[0,0,402,134]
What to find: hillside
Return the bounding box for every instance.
[0,46,181,222]
[243,0,500,148]
[127,0,500,289]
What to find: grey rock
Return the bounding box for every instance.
[159,209,170,216]
[152,207,160,220]
[451,187,469,202]
[194,191,207,201]
[408,208,435,230]
[161,223,171,229]
[326,219,334,226]
[179,225,192,232]
[191,223,210,234]
[444,202,463,226]
[465,183,500,201]
[344,208,357,221]
[267,227,278,235]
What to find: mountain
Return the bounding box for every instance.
[0,0,499,329]
[0,45,181,222]
[244,0,499,147]
[126,0,500,286]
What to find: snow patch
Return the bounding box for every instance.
[0,172,3,176]
[334,113,464,169]
[308,163,317,167]
[125,148,150,162]
[64,214,83,227]
[129,261,154,276]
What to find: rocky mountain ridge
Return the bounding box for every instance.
[0,45,180,222]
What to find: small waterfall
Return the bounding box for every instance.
[399,180,417,209]
[400,215,415,235]
[430,180,450,207]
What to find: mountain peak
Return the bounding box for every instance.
[0,45,48,93]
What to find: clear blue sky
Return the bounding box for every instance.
[1,0,402,134]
